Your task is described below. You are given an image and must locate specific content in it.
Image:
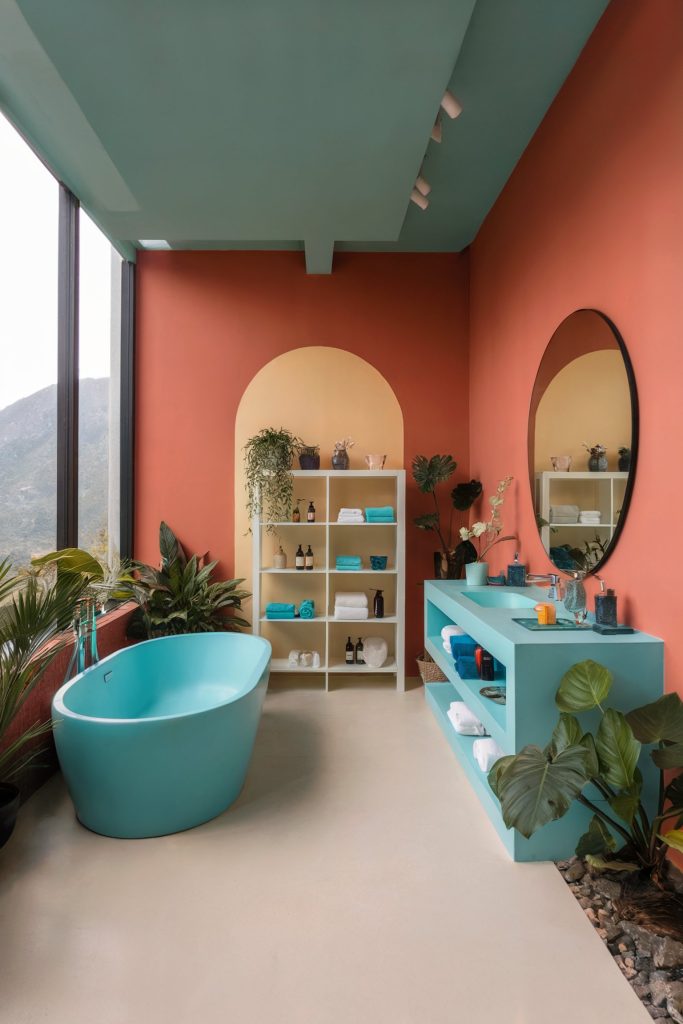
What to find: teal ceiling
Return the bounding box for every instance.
[0,0,608,270]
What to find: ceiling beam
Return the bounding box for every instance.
[304,239,334,275]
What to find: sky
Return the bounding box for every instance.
[0,112,114,412]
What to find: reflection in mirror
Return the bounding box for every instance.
[529,310,637,576]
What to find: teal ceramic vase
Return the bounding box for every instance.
[465,561,489,586]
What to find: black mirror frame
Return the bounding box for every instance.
[528,308,639,577]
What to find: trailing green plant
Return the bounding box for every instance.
[490,659,683,882]
[127,522,250,639]
[412,455,482,578]
[0,559,85,782]
[244,427,303,527]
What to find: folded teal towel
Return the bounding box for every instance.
[299,599,315,620]
[266,602,296,614]
[336,566,362,571]
[366,516,394,522]
[365,506,394,517]
[266,611,296,620]
[336,555,362,563]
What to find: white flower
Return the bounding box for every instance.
[472,522,488,538]
[459,526,472,541]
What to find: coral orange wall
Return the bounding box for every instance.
[469,0,683,692]
[135,252,470,668]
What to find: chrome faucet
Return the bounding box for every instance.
[526,572,564,601]
[62,597,100,683]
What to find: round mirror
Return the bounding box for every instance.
[528,309,638,576]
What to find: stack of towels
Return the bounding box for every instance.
[579,509,602,525]
[334,592,368,620]
[365,506,395,523]
[447,701,487,736]
[337,508,364,524]
[265,602,296,620]
[336,555,362,571]
[441,623,466,654]
[472,738,505,773]
[549,504,579,524]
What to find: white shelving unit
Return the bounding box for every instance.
[534,470,628,551]
[252,469,405,690]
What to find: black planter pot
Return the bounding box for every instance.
[0,783,20,849]
[299,450,320,470]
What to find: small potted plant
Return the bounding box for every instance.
[618,446,631,472]
[412,455,483,578]
[456,476,516,585]
[583,442,608,472]
[332,436,355,470]
[244,427,302,526]
[298,443,321,471]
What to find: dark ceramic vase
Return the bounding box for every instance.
[0,783,20,848]
[298,449,320,470]
[588,453,608,472]
[618,449,631,472]
[331,450,349,470]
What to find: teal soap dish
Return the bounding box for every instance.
[512,617,585,631]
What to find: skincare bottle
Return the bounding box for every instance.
[595,577,618,628]
[507,552,526,588]
[345,637,354,664]
[372,589,384,618]
[305,544,314,570]
[292,502,301,523]
[295,544,305,570]
[273,545,287,570]
[480,650,494,682]
[355,637,364,665]
[307,501,316,523]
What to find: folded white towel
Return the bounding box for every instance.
[339,508,363,516]
[334,607,369,620]
[473,738,506,773]
[550,504,580,516]
[447,702,486,736]
[581,510,601,516]
[441,624,466,641]
[335,593,368,609]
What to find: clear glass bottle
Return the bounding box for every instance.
[564,572,587,626]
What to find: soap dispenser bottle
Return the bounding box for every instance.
[507,552,526,588]
[372,589,384,619]
[595,576,618,628]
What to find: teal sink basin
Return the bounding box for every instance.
[462,590,538,610]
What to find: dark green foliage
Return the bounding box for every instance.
[412,455,457,493]
[243,427,303,526]
[411,454,481,577]
[451,480,483,511]
[128,522,250,639]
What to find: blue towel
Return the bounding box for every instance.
[449,635,477,659]
[455,655,479,680]
[299,600,315,620]
[266,602,296,614]
[336,555,362,564]
[266,611,296,620]
[365,506,394,517]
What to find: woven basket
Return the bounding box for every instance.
[416,652,447,684]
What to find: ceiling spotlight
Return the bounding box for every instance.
[410,188,429,211]
[138,239,171,250]
[440,90,463,119]
[430,117,442,143]
[415,175,431,197]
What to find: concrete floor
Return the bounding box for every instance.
[0,685,649,1024]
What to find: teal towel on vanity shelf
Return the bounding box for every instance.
[299,600,315,620]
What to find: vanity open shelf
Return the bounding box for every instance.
[424,580,664,861]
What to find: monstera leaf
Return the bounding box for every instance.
[609,769,643,825]
[547,713,583,755]
[653,743,683,769]
[595,709,641,789]
[626,693,683,744]
[556,660,614,713]
[487,755,515,798]
[411,454,456,493]
[576,815,616,858]
[495,743,591,838]
[451,479,483,511]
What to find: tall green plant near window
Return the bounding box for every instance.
[490,659,683,882]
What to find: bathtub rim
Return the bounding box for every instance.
[52,632,271,726]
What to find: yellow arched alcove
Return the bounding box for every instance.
[234,346,404,602]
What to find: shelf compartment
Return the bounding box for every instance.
[426,636,507,746]
[260,568,326,574]
[327,658,397,674]
[270,658,326,673]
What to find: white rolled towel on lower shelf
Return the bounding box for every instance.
[441,624,466,641]
[472,738,506,772]
[447,701,487,736]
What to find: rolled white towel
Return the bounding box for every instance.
[334,606,369,620]
[334,592,368,609]
[441,624,466,641]
[443,640,452,654]
[473,738,506,773]
[447,702,486,736]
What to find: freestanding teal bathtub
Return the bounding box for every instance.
[52,632,271,839]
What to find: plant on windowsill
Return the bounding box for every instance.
[127,522,250,639]
[490,659,683,927]
[411,454,482,579]
[0,559,85,847]
[244,427,303,528]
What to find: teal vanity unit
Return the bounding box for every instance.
[424,581,664,862]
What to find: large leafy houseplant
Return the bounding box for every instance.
[412,455,482,578]
[127,522,250,639]
[244,427,303,527]
[490,659,683,884]
[0,559,85,843]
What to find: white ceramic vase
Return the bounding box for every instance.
[465,562,488,586]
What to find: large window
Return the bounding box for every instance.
[0,113,133,570]
[0,113,58,568]
[78,210,122,559]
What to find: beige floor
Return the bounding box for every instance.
[0,685,649,1024]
